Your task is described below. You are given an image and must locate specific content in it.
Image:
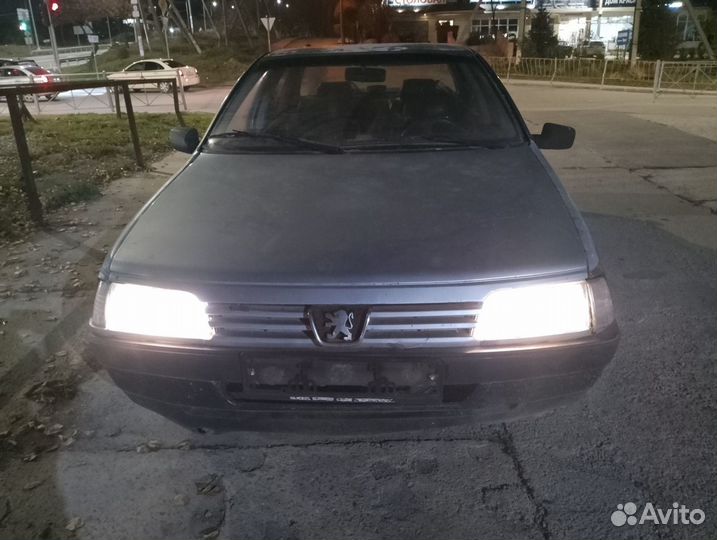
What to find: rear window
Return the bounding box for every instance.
[25,67,49,75]
[164,60,184,68]
[209,53,524,152]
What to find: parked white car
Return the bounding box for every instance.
[0,65,61,100]
[107,58,200,93]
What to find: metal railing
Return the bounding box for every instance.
[0,77,186,226]
[656,61,717,93]
[484,56,716,95]
[0,69,189,116]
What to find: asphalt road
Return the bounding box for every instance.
[0,84,715,540]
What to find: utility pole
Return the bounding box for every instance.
[27,0,40,49]
[221,0,228,46]
[159,0,170,57]
[137,0,152,51]
[629,0,641,67]
[44,0,62,72]
[517,0,528,59]
[339,0,344,43]
[131,0,145,57]
[187,0,195,32]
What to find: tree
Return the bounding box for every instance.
[638,0,679,59]
[526,3,558,58]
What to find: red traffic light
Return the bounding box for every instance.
[49,1,61,14]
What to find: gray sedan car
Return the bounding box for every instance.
[90,44,618,430]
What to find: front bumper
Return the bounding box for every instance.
[89,324,619,431]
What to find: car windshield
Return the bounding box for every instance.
[164,60,184,68]
[207,54,524,152]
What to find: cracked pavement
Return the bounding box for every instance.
[0,85,715,540]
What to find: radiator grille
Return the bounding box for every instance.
[207,302,481,347]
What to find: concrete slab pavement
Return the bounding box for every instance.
[0,83,715,540]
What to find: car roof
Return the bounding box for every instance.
[266,43,476,60]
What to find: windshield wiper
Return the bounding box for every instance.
[210,129,344,154]
[404,135,506,148]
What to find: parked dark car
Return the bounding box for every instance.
[90,44,619,431]
[556,41,574,58]
[576,40,606,59]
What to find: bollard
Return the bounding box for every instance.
[7,94,44,225]
[122,82,145,169]
[652,59,662,101]
[114,83,122,119]
[600,58,608,88]
[171,79,186,127]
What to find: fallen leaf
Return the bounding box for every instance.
[194,474,223,496]
[65,516,83,532]
[147,439,161,451]
[44,423,64,436]
[23,479,45,491]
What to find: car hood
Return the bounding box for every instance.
[108,145,587,286]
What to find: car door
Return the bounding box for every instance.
[140,61,168,90]
[0,67,31,88]
[118,61,151,89]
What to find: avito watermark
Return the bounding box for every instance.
[611,502,705,527]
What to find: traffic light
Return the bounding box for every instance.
[49,0,62,16]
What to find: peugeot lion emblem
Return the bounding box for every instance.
[324,310,355,342]
[309,306,368,345]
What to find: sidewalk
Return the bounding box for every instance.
[505,77,716,95]
[0,152,187,414]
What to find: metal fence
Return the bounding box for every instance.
[484,57,717,96]
[0,69,188,116]
[0,77,186,225]
[656,61,717,93]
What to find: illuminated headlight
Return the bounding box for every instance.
[474,279,613,343]
[97,283,214,340]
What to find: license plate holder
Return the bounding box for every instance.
[236,357,444,405]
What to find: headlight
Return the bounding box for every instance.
[98,283,214,340]
[474,280,607,343]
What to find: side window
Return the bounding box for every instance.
[126,62,145,71]
[10,69,25,77]
[145,62,163,71]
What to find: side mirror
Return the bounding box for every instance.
[533,123,575,150]
[169,126,199,154]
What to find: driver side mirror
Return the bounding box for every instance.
[170,126,200,154]
[533,123,575,150]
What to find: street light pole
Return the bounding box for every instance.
[44,0,62,72]
[339,0,344,43]
[27,0,40,49]
[629,0,641,67]
[221,0,228,46]
[187,0,195,32]
[517,0,527,59]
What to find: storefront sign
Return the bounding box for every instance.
[616,28,631,45]
[388,0,447,7]
[603,0,636,6]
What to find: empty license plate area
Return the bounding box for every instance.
[228,357,444,405]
